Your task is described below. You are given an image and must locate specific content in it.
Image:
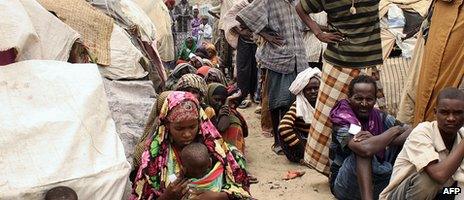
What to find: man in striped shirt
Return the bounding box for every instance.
[294,0,385,178]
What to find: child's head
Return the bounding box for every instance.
[180,143,212,179]
[45,186,78,200]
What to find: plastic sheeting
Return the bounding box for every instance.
[102,79,157,165]
[0,60,130,199]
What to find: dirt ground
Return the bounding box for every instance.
[240,104,334,200]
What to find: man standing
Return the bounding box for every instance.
[381,88,464,200]
[296,0,384,174]
[237,0,308,154]
[173,0,193,48]
[191,7,201,42]
[413,0,464,125]
[223,0,258,107]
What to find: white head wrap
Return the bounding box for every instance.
[288,67,322,123]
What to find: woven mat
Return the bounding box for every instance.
[377,57,410,116]
[38,0,113,66]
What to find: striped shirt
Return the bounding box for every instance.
[278,103,311,147]
[300,0,383,68]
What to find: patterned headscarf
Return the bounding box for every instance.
[130,91,250,199]
[166,63,197,90]
[205,68,228,86]
[175,74,208,98]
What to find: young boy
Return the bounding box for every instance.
[380,88,464,200]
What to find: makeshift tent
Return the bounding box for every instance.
[0,60,130,199]
[88,0,167,91]
[0,0,79,62]
[37,0,114,66]
[133,0,175,62]
[376,0,430,116]
[99,24,148,80]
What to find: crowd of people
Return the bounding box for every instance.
[24,0,462,198]
[122,0,464,199]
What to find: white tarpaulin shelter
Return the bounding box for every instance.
[0,60,131,199]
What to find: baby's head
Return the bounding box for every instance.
[45,186,78,200]
[180,143,212,179]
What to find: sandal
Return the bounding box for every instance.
[271,144,284,155]
[238,100,252,109]
[248,174,259,184]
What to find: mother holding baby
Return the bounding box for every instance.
[131,91,251,200]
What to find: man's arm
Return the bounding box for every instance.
[425,141,464,184]
[348,126,403,158]
[390,126,412,146]
[295,2,343,43]
[236,16,283,46]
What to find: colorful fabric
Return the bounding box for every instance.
[300,0,383,68]
[304,63,361,175]
[204,43,220,66]
[177,37,197,61]
[191,17,202,38]
[413,0,464,125]
[197,66,211,77]
[237,0,308,74]
[131,91,250,199]
[189,162,224,193]
[330,99,388,160]
[134,91,173,168]
[175,74,208,98]
[166,100,199,123]
[205,68,228,85]
[289,67,321,123]
[206,83,248,153]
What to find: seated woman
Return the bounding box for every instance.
[205,83,248,154]
[166,63,197,90]
[205,68,228,86]
[177,37,197,61]
[131,91,250,200]
[278,67,321,162]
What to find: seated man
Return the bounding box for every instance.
[380,87,464,200]
[329,75,411,200]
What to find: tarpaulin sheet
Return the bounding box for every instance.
[0,60,130,199]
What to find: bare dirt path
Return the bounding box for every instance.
[240,104,334,200]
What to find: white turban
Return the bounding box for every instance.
[288,67,322,123]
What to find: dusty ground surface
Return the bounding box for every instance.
[239,104,334,200]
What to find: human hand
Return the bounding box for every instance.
[218,105,230,117]
[353,131,373,142]
[189,190,229,200]
[316,32,344,44]
[263,33,284,46]
[160,176,190,200]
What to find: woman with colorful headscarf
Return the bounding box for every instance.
[131,91,250,200]
[206,83,248,154]
[177,36,197,61]
[132,91,173,179]
[278,67,321,162]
